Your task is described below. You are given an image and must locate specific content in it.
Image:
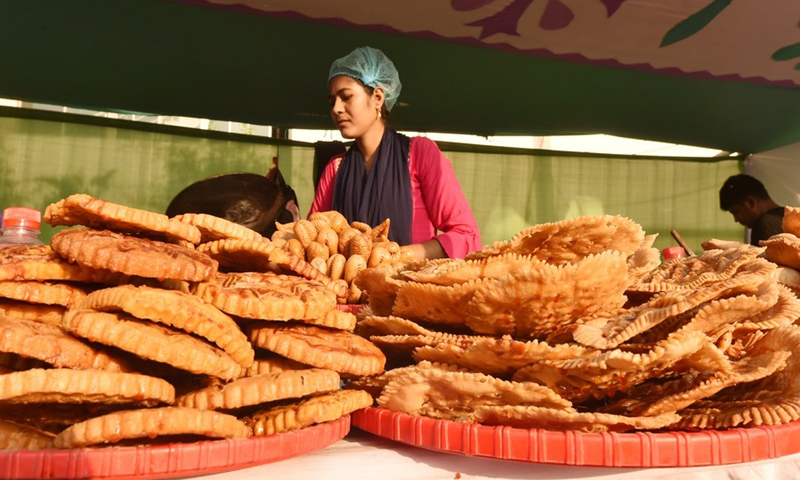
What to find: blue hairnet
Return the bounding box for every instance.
[328,46,402,111]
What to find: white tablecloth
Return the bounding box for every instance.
[190,428,800,480]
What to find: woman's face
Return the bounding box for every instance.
[329,75,381,139]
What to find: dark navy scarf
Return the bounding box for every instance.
[332,128,412,245]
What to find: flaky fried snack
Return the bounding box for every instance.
[177,368,340,410]
[193,272,337,321]
[244,389,373,436]
[77,284,254,368]
[45,193,202,244]
[0,244,130,284]
[0,368,174,406]
[51,227,218,282]
[172,213,263,244]
[249,324,386,376]
[0,317,134,372]
[0,418,55,450]
[53,407,250,448]
[62,309,242,380]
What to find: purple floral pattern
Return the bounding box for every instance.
[459,0,630,38]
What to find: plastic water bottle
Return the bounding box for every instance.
[0,207,45,248]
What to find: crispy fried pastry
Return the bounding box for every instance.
[0,280,88,308]
[413,336,593,377]
[782,206,800,237]
[675,397,800,430]
[45,194,201,244]
[0,317,133,372]
[76,284,254,367]
[573,262,775,350]
[626,246,661,285]
[631,246,766,293]
[62,309,242,380]
[0,244,130,284]
[173,212,263,244]
[465,215,645,265]
[355,315,437,338]
[391,278,488,326]
[50,228,217,282]
[0,298,65,326]
[377,367,571,422]
[176,368,340,410]
[193,272,337,321]
[464,251,629,338]
[244,389,373,436]
[249,323,385,376]
[473,405,679,433]
[700,238,752,251]
[0,368,174,405]
[241,352,310,377]
[353,264,407,316]
[634,347,789,416]
[400,253,534,286]
[53,407,250,448]
[515,329,710,402]
[343,361,467,399]
[198,238,347,297]
[372,332,488,370]
[0,418,55,450]
[762,233,800,269]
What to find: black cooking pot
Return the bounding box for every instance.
[166,172,292,238]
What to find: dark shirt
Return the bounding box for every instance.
[751,207,784,246]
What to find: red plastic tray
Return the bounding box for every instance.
[352,407,800,468]
[0,415,350,480]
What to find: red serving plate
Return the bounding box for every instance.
[0,415,349,480]
[352,407,800,468]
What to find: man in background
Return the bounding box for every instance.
[719,173,784,246]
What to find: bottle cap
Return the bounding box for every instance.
[2,207,42,229]
[662,246,686,261]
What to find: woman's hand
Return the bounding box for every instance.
[404,239,447,261]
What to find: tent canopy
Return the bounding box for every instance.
[3,0,800,153]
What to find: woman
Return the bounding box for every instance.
[309,46,482,260]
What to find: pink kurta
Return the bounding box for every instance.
[309,136,482,258]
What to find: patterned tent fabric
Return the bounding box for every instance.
[202,0,800,86]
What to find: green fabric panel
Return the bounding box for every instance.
[440,148,744,253]
[0,111,744,254]
[2,0,800,153]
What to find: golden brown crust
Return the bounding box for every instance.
[0,368,175,405]
[762,233,800,269]
[244,389,373,436]
[50,227,218,282]
[249,323,386,376]
[172,213,263,244]
[0,418,55,450]
[192,272,338,321]
[45,194,202,244]
[473,405,680,433]
[465,214,645,265]
[62,309,242,380]
[176,368,340,410]
[377,367,571,422]
[77,285,254,368]
[53,407,250,448]
[0,298,65,326]
[0,317,134,372]
[0,244,130,284]
[198,238,347,297]
[0,280,88,307]
[240,353,310,377]
[782,206,800,237]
